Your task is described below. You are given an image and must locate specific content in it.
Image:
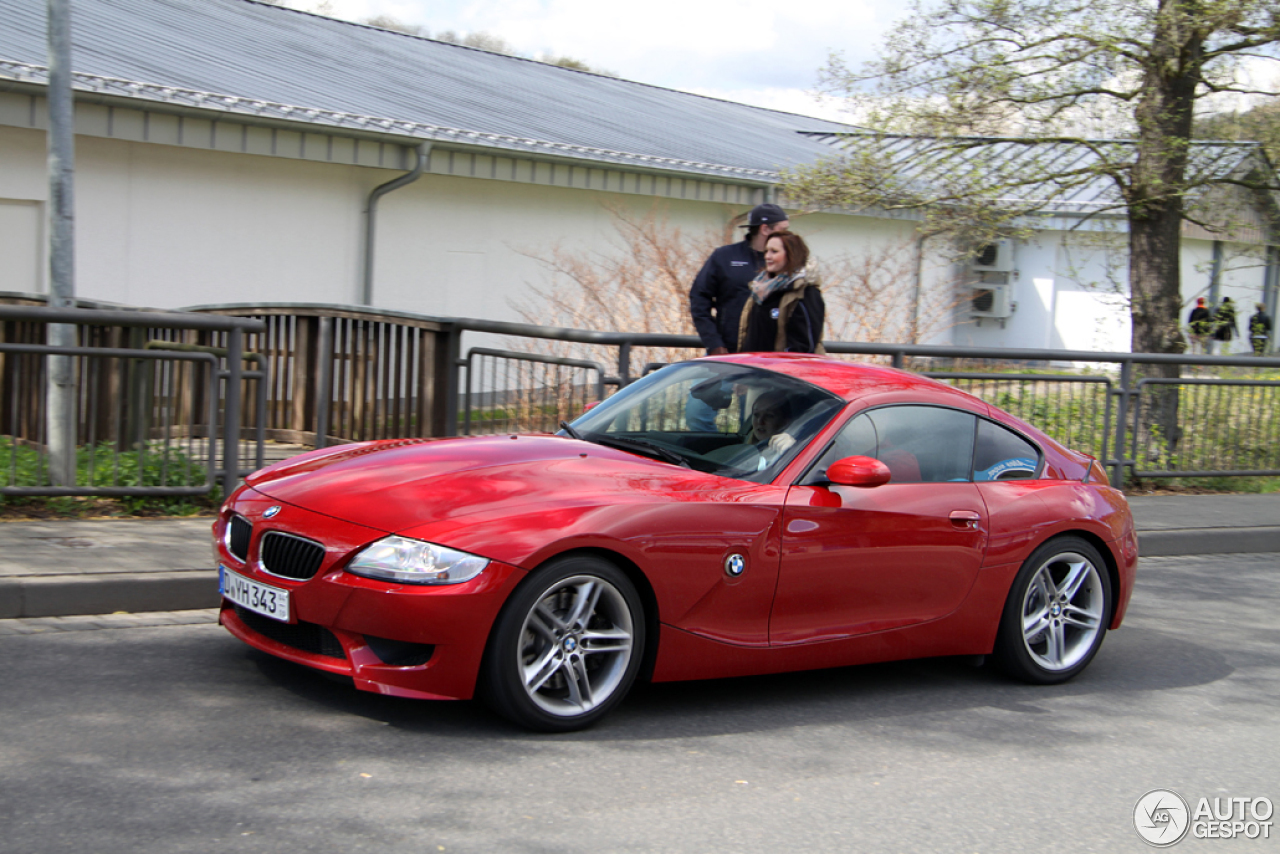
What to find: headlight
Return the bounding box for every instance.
[346,536,489,585]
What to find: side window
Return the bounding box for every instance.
[807,406,977,484]
[973,419,1041,481]
[866,406,976,483]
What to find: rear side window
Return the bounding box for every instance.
[972,419,1041,481]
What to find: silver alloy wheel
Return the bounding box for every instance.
[1019,550,1105,671]
[517,574,635,716]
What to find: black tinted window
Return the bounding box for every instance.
[867,406,976,483]
[973,419,1041,481]
[810,406,977,484]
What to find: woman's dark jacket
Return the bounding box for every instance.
[736,268,825,354]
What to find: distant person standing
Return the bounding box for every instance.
[737,230,825,354]
[1213,297,1239,353]
[689,203,790,356]
[1249,302,1273,355]
[1187,297,1212,354]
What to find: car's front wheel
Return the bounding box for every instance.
[482,555,645,732]
[994,536,1112,684]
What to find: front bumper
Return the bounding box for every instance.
[214,487,525,701]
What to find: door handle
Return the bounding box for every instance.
[949,510,981,528]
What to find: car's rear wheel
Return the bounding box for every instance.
[994,536,1112,684]
[482,555,644,732]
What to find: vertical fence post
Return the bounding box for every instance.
[1112,359,1132,486]
[441,324,463,437]
[222,327,243,498]
[315,316,333,449]
[618,342,632,387]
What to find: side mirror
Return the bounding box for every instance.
[825,455,891,488]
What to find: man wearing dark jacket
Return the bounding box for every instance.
[689,203,789,355]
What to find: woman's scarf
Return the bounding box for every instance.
[749,268,802,305]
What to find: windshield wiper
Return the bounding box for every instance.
[587,435,691,468]
[558,420,585,440]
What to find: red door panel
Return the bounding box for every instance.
[771,482,987,644]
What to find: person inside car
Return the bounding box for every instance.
[705,390,797,471]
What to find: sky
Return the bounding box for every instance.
[279,0,900,121]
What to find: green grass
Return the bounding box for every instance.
[0,437,220,517]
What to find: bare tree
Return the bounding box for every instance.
[510,205,961,370]
[786,0,1280,360]
[508,205,709,373]
[821,238,960,347]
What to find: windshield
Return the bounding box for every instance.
[562,361,844,482]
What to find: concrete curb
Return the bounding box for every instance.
[0,570,218,619]
[1138,527,1280,558]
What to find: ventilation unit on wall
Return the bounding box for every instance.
[970,283,1013,318]
[972,240,1014,272]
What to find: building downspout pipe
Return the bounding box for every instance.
[360,141,430,306]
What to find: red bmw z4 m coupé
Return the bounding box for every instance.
[215,354,1138,731]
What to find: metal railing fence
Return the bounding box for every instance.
[170,301,1280,486]
[1,343,218,496]
[0,304,265,498]
[1130,377,1280,477]
[447,331,1280,486]
[464,349,606,436]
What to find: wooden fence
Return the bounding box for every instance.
[188,304,455,445]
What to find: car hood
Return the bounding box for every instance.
[245,434,712,535]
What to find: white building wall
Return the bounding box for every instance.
[951,233,1075,350]
[0,119,889,326]
[0,125,49,295]
[2,123,369,308]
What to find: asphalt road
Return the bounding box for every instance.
[1,553,1277,854]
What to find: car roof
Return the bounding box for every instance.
[710,353,976,404]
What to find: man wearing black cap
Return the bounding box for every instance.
[689,203,789,356]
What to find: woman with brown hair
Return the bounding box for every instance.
[736,230,825,353]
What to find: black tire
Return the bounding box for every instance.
[993,536,1112,684]
[481,555,645,732]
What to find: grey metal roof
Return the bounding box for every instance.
[803,132,1274,212]
[0,0,864,180]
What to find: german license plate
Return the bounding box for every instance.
[219,564,290,622]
